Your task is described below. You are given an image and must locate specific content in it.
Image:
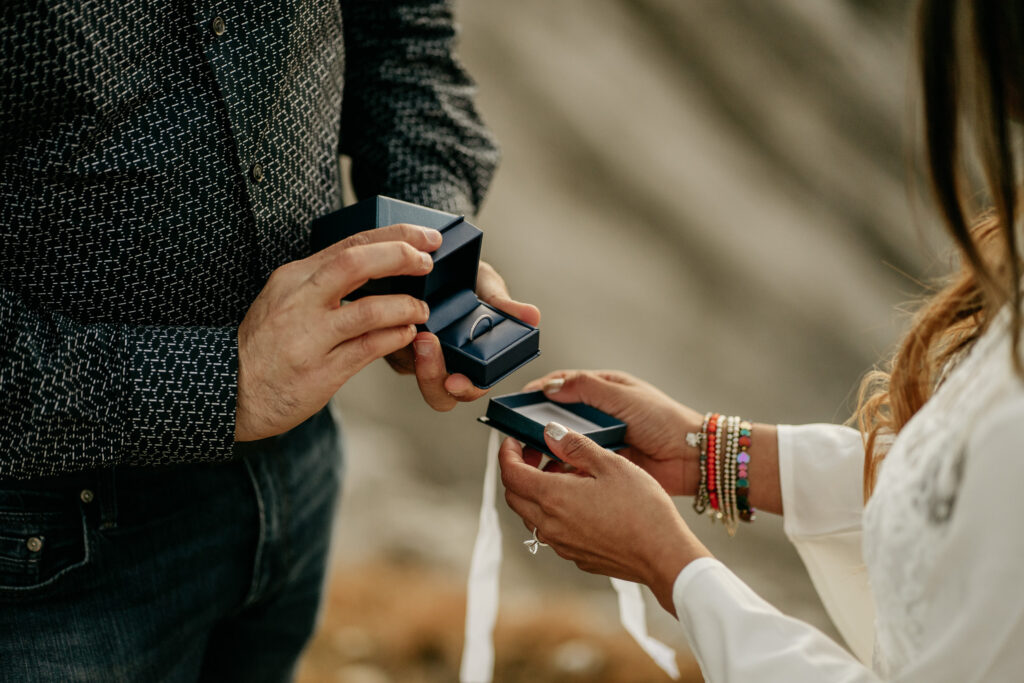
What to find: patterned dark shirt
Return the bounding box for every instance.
[0,0,499,479]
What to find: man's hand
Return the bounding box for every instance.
[385,260,541,411]
[235,224,443,441]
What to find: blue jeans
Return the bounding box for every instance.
[0,408,342,682]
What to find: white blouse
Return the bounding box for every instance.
[672,307,1024,682]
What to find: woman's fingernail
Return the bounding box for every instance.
[543,378,565,393]
[420,252,434,269]
[413,340,432,357]
[423,228,442,246]
[545,422,569,441]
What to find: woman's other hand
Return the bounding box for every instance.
[523,370,703,496]
[499,425,711,616]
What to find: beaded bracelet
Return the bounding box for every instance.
[721,415,735,534]
[686,413,756,533]
[709,413,723,517]
[691,413,712,514]
[737,420,755,522]
[725,415,744,536]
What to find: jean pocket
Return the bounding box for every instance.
[0,490,89,598]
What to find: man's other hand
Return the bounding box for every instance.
[385,260,541,411]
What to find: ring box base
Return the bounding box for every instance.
[478,391,627,459]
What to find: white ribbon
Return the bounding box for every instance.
[611,577,681,679]
[460,430,680,682]
[460,430,503,683]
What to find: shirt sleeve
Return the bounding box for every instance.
[778,423,866,538]
[338,0,500,217]
[673,557,880,683]
[778,423,875,662]
[0,286,238,479]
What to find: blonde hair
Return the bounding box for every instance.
[855,217,1010,498]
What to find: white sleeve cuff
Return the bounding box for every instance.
[778,423,866,539]
[671,557,877,682]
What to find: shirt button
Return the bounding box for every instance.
[80,489,94,504]
[26,537,43,553]
[250,162,265,183]
[211,16,226,36]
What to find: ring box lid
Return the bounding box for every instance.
[478,390,627,459]
[310,196,482,321]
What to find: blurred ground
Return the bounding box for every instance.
[300,1,951,681]
[296,561,702,683]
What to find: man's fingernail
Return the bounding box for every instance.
[545,422,569,441]
[420,252,433,269]
[423,228,442,246]
[449,384,469,397]
[543,378,565,393]
[414,340,432,357]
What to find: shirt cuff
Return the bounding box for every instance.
[777,422,866,540]
[670,555,875,682]
[125,324,238,466]
[672,556,727,608]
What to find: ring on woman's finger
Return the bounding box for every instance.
[523,527,549,555]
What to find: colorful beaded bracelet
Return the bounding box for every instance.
[687,413,756,533]
[736,420,755,523]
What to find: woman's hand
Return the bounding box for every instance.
[499,424,712,616]
[523,370,704,496]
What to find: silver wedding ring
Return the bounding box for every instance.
[469,313,494,341]
[523,527,549,555]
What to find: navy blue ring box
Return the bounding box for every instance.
[310,196,540,388]
[478,390,627,459]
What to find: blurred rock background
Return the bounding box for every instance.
[299,1,950,681]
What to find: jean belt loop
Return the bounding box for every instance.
[96,467,118,530]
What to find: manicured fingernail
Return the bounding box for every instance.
[423,228,442,246]
[545,422,568,441]
[414,340,432,357]
[420,252,433,269]
[543,378,565,393]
